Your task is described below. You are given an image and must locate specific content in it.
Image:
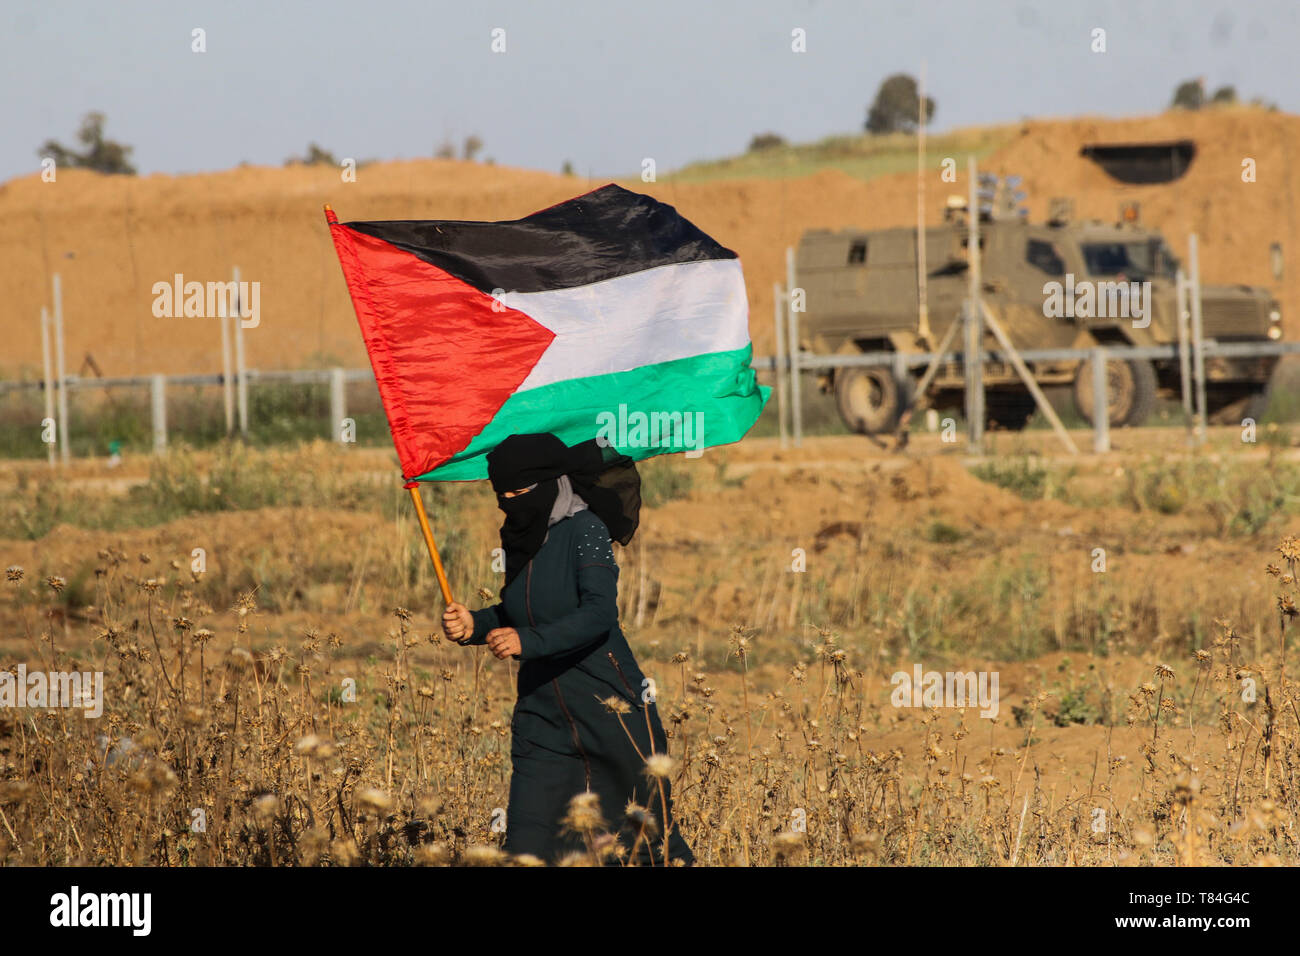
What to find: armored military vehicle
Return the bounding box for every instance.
[796,190,1282,433]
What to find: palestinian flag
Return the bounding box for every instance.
[326,184,769,481]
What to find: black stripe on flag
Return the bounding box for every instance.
[343,184,737,294]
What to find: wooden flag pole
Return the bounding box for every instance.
[407,482,455,605]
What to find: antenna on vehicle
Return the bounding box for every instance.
[976,173,997,222]
[976,173,1029,222]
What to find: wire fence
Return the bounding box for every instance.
[8,216,1293,463]
[0,367,384,461]
[4,332,1294,464]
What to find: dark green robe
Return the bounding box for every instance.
[468,510,694,865]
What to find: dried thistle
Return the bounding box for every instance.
[562,792,605,834]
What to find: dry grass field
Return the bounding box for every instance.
[4,427,1300,866]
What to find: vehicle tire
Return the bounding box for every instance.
[1072,357,1157,427]
[1207,387,1271,425]
[835,365,910,434]
[1243,388,1271,423]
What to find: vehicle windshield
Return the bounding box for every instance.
[1082,239,1177,280]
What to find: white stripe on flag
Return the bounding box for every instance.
[498,258,749,393]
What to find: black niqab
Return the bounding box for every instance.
[487,433,641,592]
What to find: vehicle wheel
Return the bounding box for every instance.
[835,365,910,434]
[1072,357,1157,427]
[1207,388,1271,425]
[1243,388,1271,423]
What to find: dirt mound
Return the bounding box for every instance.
[2,107,1295,378]
[984,110,1298,319]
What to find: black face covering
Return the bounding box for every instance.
[487,433,641,593]
[495,477,559,590]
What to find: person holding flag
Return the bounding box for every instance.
[325,183,768,865]
[441,431,694,864]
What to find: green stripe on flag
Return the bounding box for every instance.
[416,345,770,481]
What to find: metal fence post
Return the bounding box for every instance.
[1091,347,1110,453]
[786,247,802,447]
[53,273,69,465]
[151,374,167,454]
[773,282,788,449]
[234,265,249,437]
[893,350,909,412]
[965,158,985,454]
[1175,268,1193,442]
[330,367,346,443]
[1188,235,1207,444]
[222,308,235,435]
[40,307,55,468]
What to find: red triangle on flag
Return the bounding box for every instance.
[329,222,555,480]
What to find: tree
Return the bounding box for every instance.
[39,112,137,175]
[747,132,786,152]
[864,74,935,135]
[1171,78,1205,109]
[283,143,338,166]
[434,138,456,159]
[306,143,337,164]
[308,143,337,165]
[462,134,483,161]
[1211,85,1238,104]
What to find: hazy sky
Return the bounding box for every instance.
[3,0,1296,183]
